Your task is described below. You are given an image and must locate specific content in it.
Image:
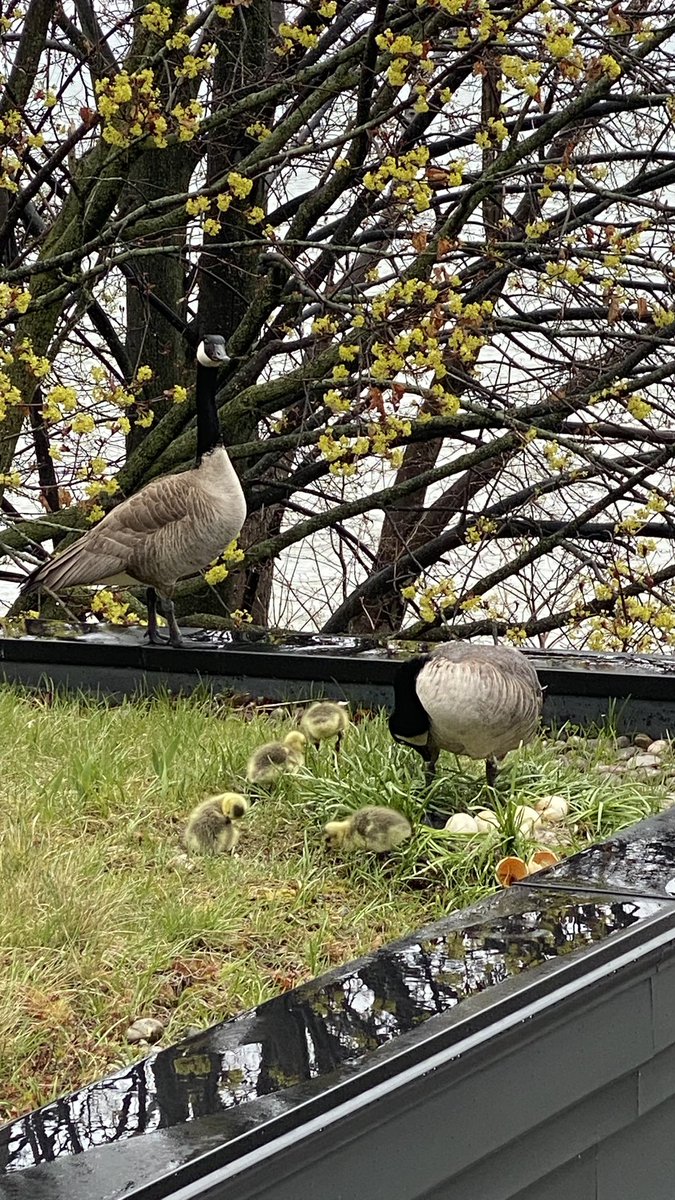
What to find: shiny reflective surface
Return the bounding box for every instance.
[526,808,675,898]
[5,619,675,675]
[0,888,664,1175]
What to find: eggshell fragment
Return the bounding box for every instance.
[475,808,500,832]
[495,856,528,887]
[527,849,560,874]
[534,794,568,824]
[514,805,542,835]
[445,813,479,835]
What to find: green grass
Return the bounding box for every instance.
[0,685,672,1123]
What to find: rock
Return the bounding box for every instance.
[630,754,662,771]
[616,747,638,761]
[633,733,653,749]
[615,735,632,749]
[598,764,628,776]
[648,740,670,755]
[184,1026,202,1039]
[126,1017,164,1045]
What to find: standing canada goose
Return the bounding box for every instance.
[324,805,412,854]
[20,335,247,648]
[299,701,350,753]
[389,643,542,788]
[185,792,249,855]
[246,731,306,787]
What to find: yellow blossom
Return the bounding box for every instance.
[72,412,96,434]
[186,195,210,215]
[136,365,153,382]
[228,171,253,199]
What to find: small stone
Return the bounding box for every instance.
[630,753,662,771]
[598,764,627,776]
[648,740,670,755]
[633,733,653,750]
[585,738,599,749]
[615,735,632,749]
[183,1026,202,1039]
[126,1017,164,1045]
[616,747,638,761]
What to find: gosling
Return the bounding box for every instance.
[299,701,350,754]
[246,731,306,787]
[389,642,542,788]
[184,792,249,855]
[325,805,412,854]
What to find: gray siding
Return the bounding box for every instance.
[191,947,675,1200]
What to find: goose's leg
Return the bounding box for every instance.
[485,755,500,788]
[335,732,343,755]
[145,587,166,645]
[423,744,440,788]
[162,597,185,649]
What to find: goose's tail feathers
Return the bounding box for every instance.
[20,537,123,595]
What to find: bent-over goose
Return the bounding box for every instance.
[20,334,247,648]
[184,792,249,855]
[324,805,412,854]
[299,701,350,753]
[388,642,542,787]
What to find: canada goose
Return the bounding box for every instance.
[246,731,306,787]
[324,805,412,854]
[184,792,249,855]
[20,335,247,648]
[299,701,350,753]
[388,643,542,788]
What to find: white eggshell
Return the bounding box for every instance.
[445,813,479,835]
[475,808,500,832]
[534,795,568,823]
[514,805,542,835]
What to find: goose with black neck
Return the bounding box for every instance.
[20,334,247,649]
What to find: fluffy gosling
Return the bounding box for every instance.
[246,731,306,787]
[299,701,350,753]
[325,805,412,855]
[184,792,249,856]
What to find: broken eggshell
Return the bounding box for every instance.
[495,856,529,887]
[514,805,542,835]
[475,808,500,832]
[526,848,560,874]
[445,813,479,835]
[534,795,569,824]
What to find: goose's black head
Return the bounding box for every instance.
[388,655,431,747]
[197,333,229,368]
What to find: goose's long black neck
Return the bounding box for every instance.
[196,365,222,464]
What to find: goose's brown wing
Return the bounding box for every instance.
[23,472,194,593]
